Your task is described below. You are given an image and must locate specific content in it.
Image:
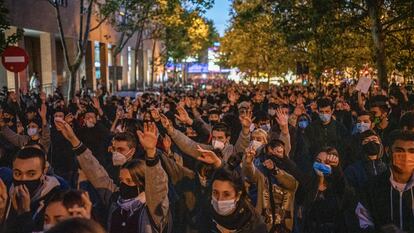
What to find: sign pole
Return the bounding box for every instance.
[14,72,19,97]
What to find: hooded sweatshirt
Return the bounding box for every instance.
[357,170,414,232]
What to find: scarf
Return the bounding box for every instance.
[212,199,252,231]
[117,191,146,217]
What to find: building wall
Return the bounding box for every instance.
[0,0,163,95]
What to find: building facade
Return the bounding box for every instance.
[0,0,164,96]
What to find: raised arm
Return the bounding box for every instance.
[276,108,291,156]
[0,125,29,147]
[160,114,210,159]
[137,122,169,231]
[235,111,252,153]
[55,118,117,206]
[38,103,51,153]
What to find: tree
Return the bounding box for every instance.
[95,0,214,89]
[220,0,297,83]
[0,0,23,54]
[338,0,414,88]
[47,0,95,100]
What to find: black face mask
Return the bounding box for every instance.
[209,120,219,125]
[362,141,381,156]
[3,117,11,123]
[13,178,42,197]
[119,182,139,200]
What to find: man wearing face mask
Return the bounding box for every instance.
[1,147,65,232]
[369,101,398,147]
[0,103,50,154]
[357,130,414,232]
[304,98,349,162]
[105,132,141,183]
[345,130,387,190]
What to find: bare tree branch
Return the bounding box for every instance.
[90,15,109,32]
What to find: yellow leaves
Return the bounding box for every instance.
[187,17,209,51]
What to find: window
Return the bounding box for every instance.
[54,0,68,7]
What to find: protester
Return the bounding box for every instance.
[356,130,414,232]
[0,81,412,233]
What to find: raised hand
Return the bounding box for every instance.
[245,147,256,164]
[275,108,289,134]
[137,122,158,158]
[160,114,174,134]
[39,103,47,125]
[68,192,92,219]
[175,106,192,125]
[11,185,30,214]
[239,110,253,134]
[150,107,161,122]
[55,118,80,147]
[162,135,172,154]
[196,145,222,168]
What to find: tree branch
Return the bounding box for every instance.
[90,15,109,32]
[385,26,414,35]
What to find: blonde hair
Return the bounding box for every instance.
[252,129,268,144]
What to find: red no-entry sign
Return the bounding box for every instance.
[1,46,29,73]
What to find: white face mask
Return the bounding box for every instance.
[85,121,95,128]
[268,109,276,116]
[116,125,124,133]
[112,151,131,166]
[27,127,38,136]
[43,223,54,231]
[211,196,237,216]
[212,140,225,150]
[250,140,263,151]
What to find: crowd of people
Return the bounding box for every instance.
[0,81,413,233]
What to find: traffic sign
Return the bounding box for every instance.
[1,46,29,73]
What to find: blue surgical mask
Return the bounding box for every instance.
[356,122,371,133]
[298,120,309,129]
[313,162,332,176]
[319,113,331,123]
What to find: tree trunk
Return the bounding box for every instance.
[367,0,388,90]
[134,30,144,90]
[150,39,156,88]
[68,68,77,100]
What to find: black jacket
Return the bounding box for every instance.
[360,170,414,232]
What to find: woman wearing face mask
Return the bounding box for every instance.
[56,121,171,233]
[250,128,266,147]
[206,168,267,233]
[296,147,349,233]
